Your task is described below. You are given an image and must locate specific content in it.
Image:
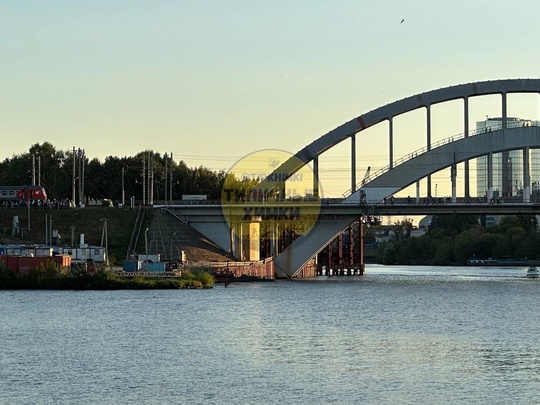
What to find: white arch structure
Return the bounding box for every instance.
[272,78,540,201]
[273,79,540,277]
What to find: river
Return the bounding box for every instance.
[1,265,539,404]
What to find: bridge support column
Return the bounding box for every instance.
[416,181,420,203]
[502,92,507,129]
[389,117,394,169]
[338,233,343,266]
[358,221,364,275]
[348,224,354,266]
[451,164,457,203]
[230,220,241,260]
[351,136,356,193]
[426,105,432,197]
[242,221,260,261]
[230,220,261,261]
[269,221,278,257]
[524,147,531,203]
[313,156,319,198]
[464,96,470,197]
[487,152,493,200]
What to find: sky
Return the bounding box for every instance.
[3,0,540,199]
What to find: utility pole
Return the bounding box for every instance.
[100,218,109,266]
[142,154,146,205]
[81,149,85,206]
[149,152,154,206]
[144,227,149,263]
[164,152,168,204]
[32,154,36,186]
[150,159,154,206]
[79,149,85,205]
[170,152,173,203]
[121,166,125,207]
[72,146,76,207]
[71,226,75,248]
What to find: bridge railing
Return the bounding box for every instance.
[337,195,540,206]
[157,195,540,210]
[343,122,540,197]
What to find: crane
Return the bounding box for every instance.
[360,166,371,187]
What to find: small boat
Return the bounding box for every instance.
[527,266,539,278]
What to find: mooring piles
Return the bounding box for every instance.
[318,265,365,277]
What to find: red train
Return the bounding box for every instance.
[0,185,48,202]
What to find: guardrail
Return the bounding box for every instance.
[343,122,540,197]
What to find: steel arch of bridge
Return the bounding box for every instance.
[271,78,540,277]
[270,78,540,200]
[358,125,540,203]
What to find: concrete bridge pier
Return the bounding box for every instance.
[231,220,261,261]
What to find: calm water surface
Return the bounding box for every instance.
[1,265,540,404]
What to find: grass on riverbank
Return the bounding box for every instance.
[0,261,214,290]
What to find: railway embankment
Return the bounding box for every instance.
[0,206,147,265]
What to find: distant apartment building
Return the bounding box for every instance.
[476,117,540,199]
[475,117,540,227]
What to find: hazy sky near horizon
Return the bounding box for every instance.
[3,1,540,196]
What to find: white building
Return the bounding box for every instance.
[476,117,540,198]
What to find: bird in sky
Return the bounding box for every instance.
[401,19,405,23]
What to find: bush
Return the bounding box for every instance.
[196,271,215,288]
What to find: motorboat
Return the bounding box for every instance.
[527,266,539,278]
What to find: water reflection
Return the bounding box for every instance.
[2,266,540,404]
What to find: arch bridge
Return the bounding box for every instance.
[176,79,540,277]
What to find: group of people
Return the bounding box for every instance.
[2,198,72,209]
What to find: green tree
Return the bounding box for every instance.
[429,214,479,236]
[382,243,396,265]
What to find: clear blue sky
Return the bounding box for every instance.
[2,1,540,196]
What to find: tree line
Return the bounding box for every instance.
[0,142,227,203]
[377,214,540,265]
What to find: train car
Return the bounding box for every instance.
[0,186,48,202]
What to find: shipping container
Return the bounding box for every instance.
[137,254,160,262]
[1,254,71,272]
[0,255,19,272]
[140,261,166,272]
[123,260,141,272]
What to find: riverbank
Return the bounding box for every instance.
[0,207,144,265]
[0,266,214,290]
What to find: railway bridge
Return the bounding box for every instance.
[164,79,540,277]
